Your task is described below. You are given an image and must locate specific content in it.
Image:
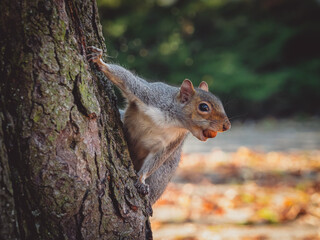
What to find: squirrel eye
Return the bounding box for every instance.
[198,103,210,112]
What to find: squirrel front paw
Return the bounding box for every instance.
[87,46,103,64]
[134,180,150,196]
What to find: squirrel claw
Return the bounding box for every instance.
[87,46,103,53]
[87,46,103,63]
[135,181,150,196]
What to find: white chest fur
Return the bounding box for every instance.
[124,103,187,153]
[141,105,185,147]
[141,105,179,128]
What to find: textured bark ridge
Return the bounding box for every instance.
[0,0,151,239]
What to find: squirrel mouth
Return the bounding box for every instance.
[203,129,217,139]
[197,129,217,141]
[191,128,218,141]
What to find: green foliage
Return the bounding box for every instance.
[97,0,320,118]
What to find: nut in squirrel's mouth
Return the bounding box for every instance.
[203,129,217,139]
[191,128,218,141]
[196,129,218,141]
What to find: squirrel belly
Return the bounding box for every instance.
[123,100,188,172]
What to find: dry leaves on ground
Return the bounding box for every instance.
[152,148,320,240]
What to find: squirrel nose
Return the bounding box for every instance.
[222,119,231,132]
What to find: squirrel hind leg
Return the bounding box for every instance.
[135,175,150,196]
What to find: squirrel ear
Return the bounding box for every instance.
[179,79,195,103]
[199,81,209,92]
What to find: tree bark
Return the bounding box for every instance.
[0,0,151,239]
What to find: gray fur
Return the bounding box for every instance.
[108,64,185,124]
[108,64,225,127]
[88,47,229,206]
[108,64,189,202]
[146,143,185,205]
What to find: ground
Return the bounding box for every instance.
[151,119,320,240]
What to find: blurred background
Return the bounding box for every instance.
[97,0,320,239]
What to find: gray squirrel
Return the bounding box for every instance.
[87,46,231,206]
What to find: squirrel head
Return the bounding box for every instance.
[177,79,231,141]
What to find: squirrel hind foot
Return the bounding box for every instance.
[135,181,150,196]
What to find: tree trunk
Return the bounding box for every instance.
[0,0,152,239]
